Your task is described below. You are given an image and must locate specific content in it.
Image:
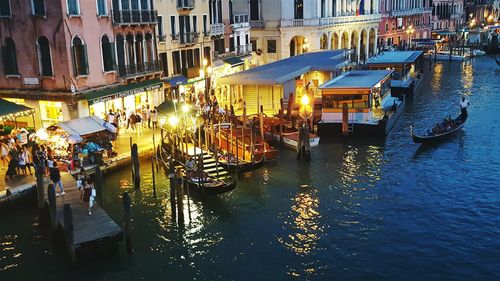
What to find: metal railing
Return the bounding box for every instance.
[390,8,426,17]
[118,60,162,77]
[233,14,250,29]
[250,20,264,28]
[319,14,381,27]
[210,23,224,36]
[178,32,199,45]
[112,10,158,25]
[236,44,252,55]
[177,0,195,10]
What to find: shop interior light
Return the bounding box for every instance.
[168,115,179,127]
[301,94,309,106]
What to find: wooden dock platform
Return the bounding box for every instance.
[48,173,122,248]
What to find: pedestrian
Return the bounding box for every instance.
[23,146,33,175]
[151,107,158,129]
[9,145,20,175]
[146,104,151,129]
[0,141,8,169]
[49,161,65,196]
[129,111,137,133]
[5,155,17,181]
[18,147,27,175]
[135,110,142,135]
[82,178,96,215]
[76,167,85,192]
[141,105,148,129]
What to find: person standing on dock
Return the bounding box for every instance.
[82,178,96,215]
[0,141,8,169]
[49,161,65,196]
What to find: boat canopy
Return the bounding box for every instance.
[365,51,423,65]
[217,50,349,85]
[319,70,393,90]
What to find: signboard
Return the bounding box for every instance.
[88,83,162,105]
[24,78,39,85]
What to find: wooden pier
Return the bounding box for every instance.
[46,172,122,251]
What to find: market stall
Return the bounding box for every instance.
[0,98,36,143]
[39,116,117,171]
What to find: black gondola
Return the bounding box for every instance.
[411,109,468,144]
[180,165,237,195]
[218,155,265,173]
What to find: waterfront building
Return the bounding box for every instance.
[466,0,499,26]
[218,50,349,115]
[431,0,465,35]
[155,0,212,100]
[0,0,164,128]
[248,0,381,66]
[378,0,433,50]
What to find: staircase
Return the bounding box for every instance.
[198,151,231,181]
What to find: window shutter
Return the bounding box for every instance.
[110,42,116,70]
[82,44,89,75]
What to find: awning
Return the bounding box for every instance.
[51,116,111,137]
[222,57,244,67]
[0,99,35,121]
[156,100,176,115]
[162,75,187,87]
[84,78,162,105]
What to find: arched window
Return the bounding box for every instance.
[101,35,116,72]
[2,38,18,75]
[37,37,53,76]
[145,33,154,63]
[72,36,88,76]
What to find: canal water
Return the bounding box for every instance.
[1,56,500,281]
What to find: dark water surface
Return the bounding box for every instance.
[1,57,500,281]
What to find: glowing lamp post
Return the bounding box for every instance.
[406,26,415,50]
[200,59,213,107]
[297,94,312,160]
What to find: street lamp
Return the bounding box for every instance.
[299,94,312,127]
[406,25,415,50]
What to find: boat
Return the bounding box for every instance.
[261,116,320,149]
[426,51,471,61]
[411,110,468,144]
[179,162,237,195]
[217,153,265,173]
[214,123,278,161]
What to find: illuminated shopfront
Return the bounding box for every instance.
[85,79,164,119]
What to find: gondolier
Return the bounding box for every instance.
[460,96,469,117]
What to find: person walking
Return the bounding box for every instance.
[82,178,96,215]
[18,148,27,175]
[141,105,148,129]
[146,104,151,129]
[49,161,65,196]
[23,146,33,175]
[151,107,158,129]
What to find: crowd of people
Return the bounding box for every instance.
[105,104,159,136]
[2,137,34,181]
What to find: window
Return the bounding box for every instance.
[157,16,165,41]
[250,0,259,20]
[203,15,208,36]
[172,51,181,75]
[170,16,176,39]
[72,37,88,76]
[294,0,303,20]
[193,15,197,33]
[32,0,46,16]
[250,39,257,52]
[0,1,11,17]
[67,0,80,15]
[37,37,53,76]
[97,0,107,16]
[267,40,276,53]
[2,38,18,75]
[101,35,116,72]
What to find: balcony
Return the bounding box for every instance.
[232,14,250,29]
[177,0,195,10]
[210,23,225,36]
[250,20,264,29]
[112,10,158,25]
[178,32,199,45]
[390,8,427,17]
[236,44,252,55]
[118,60,162,78]
[319,14,381,27]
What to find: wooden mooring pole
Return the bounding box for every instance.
[151,156,156,198]
[63,203,75,263]
[36,169,45,209]
[169,169,177,221]
[122,191,133,254]
[131,143,140,189]
[47,183,57,232]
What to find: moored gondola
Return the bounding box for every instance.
[411,110,468,144]
[217,154,265,173]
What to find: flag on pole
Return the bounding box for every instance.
[356,0,364,16]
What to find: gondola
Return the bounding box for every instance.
[411,110,468,144]
[217,154,265,173]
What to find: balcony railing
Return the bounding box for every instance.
[250,20,264,28]
[318,14,381,27]
[118,60,162,77]
[177,0,195,10]
[178,32,199,45]
[210,23,224,36]
[390,8,426,17]
[112,10,158,25]
[233,14,250,29]
[236,44,252,55]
